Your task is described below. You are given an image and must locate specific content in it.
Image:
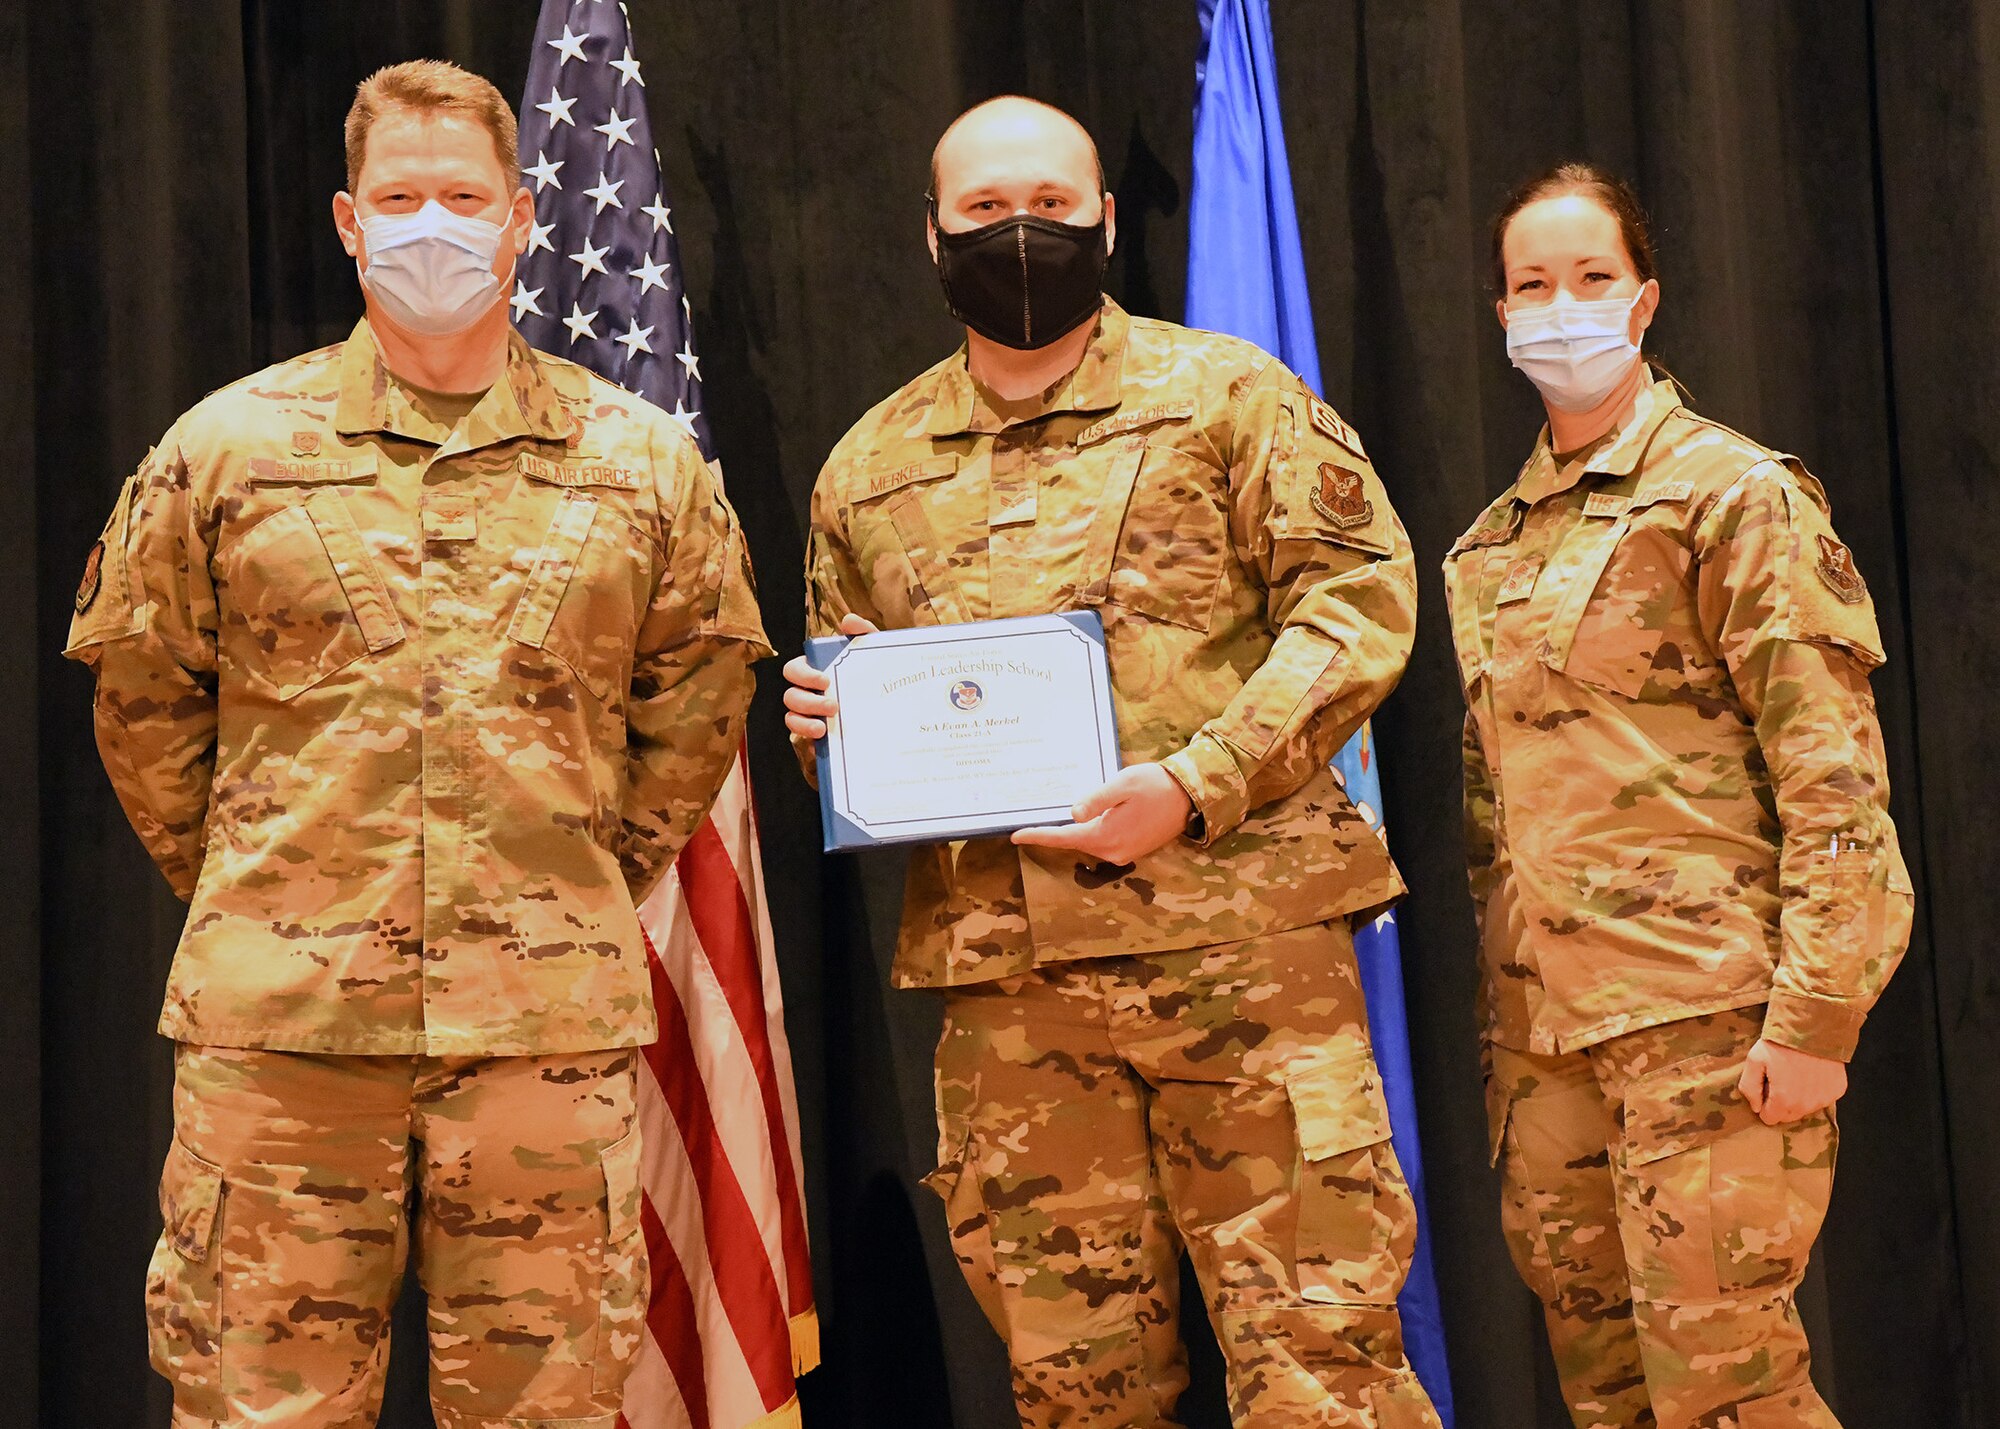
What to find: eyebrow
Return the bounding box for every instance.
[954,179,1081,200]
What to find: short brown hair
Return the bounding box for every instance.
[344,60,520,191]
[1490,161,1659,296]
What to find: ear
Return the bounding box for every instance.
[508,186,535,254]
[333,191,362,261]
[1494,297,1510,331]
[1102,191,1117,259]
[1630,277,1661,342]
[925,208,939,264]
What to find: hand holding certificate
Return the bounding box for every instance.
[796,612,1123,852]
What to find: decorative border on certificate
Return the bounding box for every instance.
[806,611,1122,852]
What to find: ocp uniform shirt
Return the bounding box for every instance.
[801,299,1417,988]
[65,319,772,1056]
[1443,375,1913,1066]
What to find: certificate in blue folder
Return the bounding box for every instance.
[806,610,1123,853]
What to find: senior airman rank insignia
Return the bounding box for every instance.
[1312,462,1372,529]
[75,541,104,614]
[1816,534,1867,604]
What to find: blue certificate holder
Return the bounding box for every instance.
[807,610,1123,853]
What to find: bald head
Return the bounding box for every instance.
[928,96,1107,233]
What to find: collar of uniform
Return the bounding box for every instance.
[334,319,577,448]
[920,296,1130,438]
[1516,370,1683,504]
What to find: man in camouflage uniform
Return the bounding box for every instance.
[64,61,769,1427]
[785,97,1439,1428]
[1446,371,1914,1429]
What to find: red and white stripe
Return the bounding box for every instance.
[623,748,816,1429]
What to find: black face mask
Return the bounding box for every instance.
[932,206,1108,350]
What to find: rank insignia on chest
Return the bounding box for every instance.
[1312,462,1373,528]
[74,540,104,614]
[1496,556,1542,606]
[1815,534,1867,604]
[291,431,321,457]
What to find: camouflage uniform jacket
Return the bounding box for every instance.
[801,299,1415,988]
[1444,374,1913,1064]
[65,319,772,1055]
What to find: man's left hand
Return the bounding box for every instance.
[1011,763,1194,865]
[1738,1038,1847,1125]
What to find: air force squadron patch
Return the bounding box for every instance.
[1311,462,1373,529]
[75,541,104,614]
[1816,534,1867,604]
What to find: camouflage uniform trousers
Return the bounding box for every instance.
[928,919,1442,1429]
[1491,1006,1841,1429]
[147,1045,648,1428]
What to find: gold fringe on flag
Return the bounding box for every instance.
[745,1396,802,1429]
[789,1307,822,1376]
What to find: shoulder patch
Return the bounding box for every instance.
[75,541,104,614]
[1076,401,1196,448]
[1311,463,1374,529]
[1815,534,1867,604]
[1308,398,1367,458]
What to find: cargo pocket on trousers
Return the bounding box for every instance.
[593,1122,649,1396]
[1620,1051,1837,1302]
[1733,1383,1842,1429]
[1286,1058,1414,1307]
[146,1138,226,1419]
[921,1121,1007,1336]
[1367,1369,1444,1429]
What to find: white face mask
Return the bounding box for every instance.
[357,202,509,337]
[1504,290,1646,413]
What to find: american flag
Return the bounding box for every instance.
[514,6,818,1427]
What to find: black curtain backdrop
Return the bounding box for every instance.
[10,4,1996,1427]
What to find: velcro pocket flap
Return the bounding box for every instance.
[508,493,600,649]
[599,1123,644,1245]
[920,1121,973,1200]
[1287,1056,1394,1161]
[161,1139,224,1262]
[1622,1051,1757,1167]
[304,488,405,653]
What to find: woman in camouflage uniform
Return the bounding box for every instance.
[1444,164,1913,1429]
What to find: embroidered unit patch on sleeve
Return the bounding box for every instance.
[1815,534,1867,604]
[75,540,104,614]
[1311,462,1373,529]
